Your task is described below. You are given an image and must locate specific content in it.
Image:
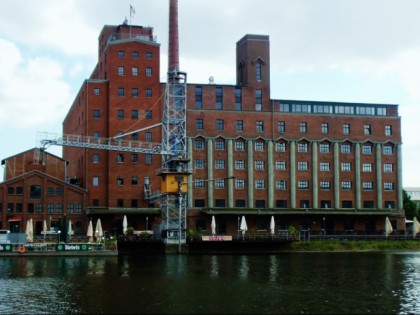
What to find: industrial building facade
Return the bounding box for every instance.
[59,22,404,237]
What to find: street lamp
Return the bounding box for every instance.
[58,230,61,243]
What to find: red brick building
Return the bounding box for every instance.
[0,149,88,235]
[60,23,404,237]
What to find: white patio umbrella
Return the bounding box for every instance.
[43,219,48,242]
[123,215,128,235]
[68,220,72,240]
[385,217,393,237]
[26,218,34,243]
[413,217,420,238]
[270,216,275,236]
[211,215,216,235]
[95,218,103,243]
[240,216,248,240]
[87,219,93,243]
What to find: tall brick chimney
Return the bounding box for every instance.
[168,0,179,73]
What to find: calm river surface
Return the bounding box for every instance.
[0,251,419,314]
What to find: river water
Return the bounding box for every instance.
[0,252,419,314]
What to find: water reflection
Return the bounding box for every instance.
[0,252,420,314]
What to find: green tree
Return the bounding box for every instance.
[403,190,418,219]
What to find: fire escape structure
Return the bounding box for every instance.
[40,0,191,252]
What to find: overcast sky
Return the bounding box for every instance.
[0,0,419,187]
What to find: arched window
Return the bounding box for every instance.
[256,61,262,81]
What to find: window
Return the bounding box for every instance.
[320,181,331,190]
[131,110,139,120]
[47,204,53,214]
[235,179,245,189]
[55,204,63,214]
[363,201,375,208]
[235,141,244,151]
[195,86,202,109]
[7,187,14,195]
[236,200,246,207]
[364,124,372,135]
[362,145,372,154]
[117,87,124,97]
[255,180,266,189]
[145,132,152,142]
[362,163,373,172]
[255,89,262,111]
[132,88,139,97]
[235,160,245,170]
[255,200,266,208]
[117,176,124,186]
[117,154,124,163]
[256,121,264,132]
[93,88,100,95]
[341,162,351,171]
[276,200,288,208]
[93,109,100,119]
[92,177,99,186]
[298,143,308,152]
[383,145,393,155]
[342,200,353,208]
[195,179,205,188]
[195,199,205,207]
[275,161,286,170]
[236,120,243,131]
[146,89,152,98]
[321,123,329,134]
[278,121,286,133]
[384,163,394,172]
[131,67,138,76]
[67,204,74,213]
[16,187,23,195]
[195,139,205,150]
[195,159,205,169]
[146,67,152,77]
[320,162,330,171]
[93,131,100,140]
[118,66,125,76]
[117,199,124,208]
[216,87,223,109]
[343,123,350,135]
[320,143,330,153]
[118,51,125,58]
[384,182,394,191]
[300,122,307,133]
[276,180,287,190]
[146,52,152,59]
[235,88,242,110]
[215,140,225,150]
[131,176,138,186]
[254,142,264,151]
[216,119,224,131]
[256,61,262,81]
[215,159,225,169]
[298,161,308,171]
[300,200,309,208]
[298,181,309,189]
[215,199,226,207]
[341,144,351,153]
[132,51,139,58]
[131,154,138,163]
[30,185,41,199]
[117,109,124,119]
[255,160,265,170]
[363,182,373,190]
[145,110,152,119]
[145,154,152,164]
[196,119,204,130]
[385,125,392,136]
[215,179,225,189]
[341,181,352,190]
[276,142,286,152]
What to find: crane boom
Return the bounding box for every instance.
[39,132,163,154]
